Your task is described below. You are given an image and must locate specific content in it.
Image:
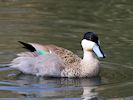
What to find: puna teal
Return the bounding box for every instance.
[10,32,106,77]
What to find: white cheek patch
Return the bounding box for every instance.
[81,39,95,50]
[81,39,105,58]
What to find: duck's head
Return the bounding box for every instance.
[81,32,106,58]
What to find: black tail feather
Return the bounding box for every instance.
[18,41,36,52]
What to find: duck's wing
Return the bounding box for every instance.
[44,44,82,67]
[10,42,66,76]
[18,41,81,67]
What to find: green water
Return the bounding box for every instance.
[0,0,133,99]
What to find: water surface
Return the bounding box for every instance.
[0,0,133,99]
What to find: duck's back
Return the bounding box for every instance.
[43,44,82,68]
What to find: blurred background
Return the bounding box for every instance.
[0,0,132,99]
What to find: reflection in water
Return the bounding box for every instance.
[10,74,101,99]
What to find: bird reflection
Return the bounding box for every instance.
[11,73,101,99]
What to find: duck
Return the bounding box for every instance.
[10,32,105,78]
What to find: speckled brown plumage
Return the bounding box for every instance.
[42,45,82,77]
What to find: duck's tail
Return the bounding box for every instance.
[9,41,48,74]
[18,41,36,52]
[10,52,37,74]
[18,41,48,56]
[10,41,41,74]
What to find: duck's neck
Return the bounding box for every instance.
[81,50,100,77]
[83,50,96,62]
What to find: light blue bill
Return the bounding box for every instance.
[93,44,105,58]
